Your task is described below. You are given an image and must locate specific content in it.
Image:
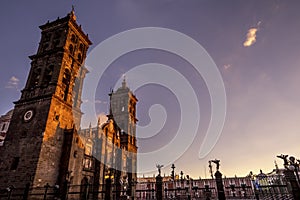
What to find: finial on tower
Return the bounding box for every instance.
[122,74,127,88]
[97,116,101,127]
[70,5,76,21]
[107,88,114,119]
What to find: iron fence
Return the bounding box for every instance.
[0,174,296,200]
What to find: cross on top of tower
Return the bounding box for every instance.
[122,74,127,88]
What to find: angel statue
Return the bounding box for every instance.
[156,164,164,176]
[212,159,220,171]
[276,154,289,167]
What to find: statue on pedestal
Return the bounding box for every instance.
[156,164,164,176]
[212,159,220,171]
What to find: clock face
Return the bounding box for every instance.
[24,110,34,122]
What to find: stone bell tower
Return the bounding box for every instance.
[111,78,138,140]
[111,78,138,192]
[0,10,91,189]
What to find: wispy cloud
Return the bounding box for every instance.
[97,112,108,126]
[243,21,261,47]
[82,99,108,105]
[95,99,107,104]
[224,64,232,70]
[5,76,19,89]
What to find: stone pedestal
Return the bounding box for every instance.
[215,171,226,200]
[156,175,163,200]
[284,169,300,199]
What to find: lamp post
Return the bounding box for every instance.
[229,183,235,197]
[179,171,184,197]
[186,175,191,200]
[241,183,247,197]
[105,168,113,200]
[249,171,260,200]
[171,164,175,198]
[121,175,128,198]
[171,164,175,180]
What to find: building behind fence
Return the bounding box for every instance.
[1,170,298,200]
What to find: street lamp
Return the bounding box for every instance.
[171,164,175,180]
[180,171,185,186]
[249,171,259,200]
[170,164,176,198]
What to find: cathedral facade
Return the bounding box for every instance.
[79,80,138,199]
[0,10,138,199]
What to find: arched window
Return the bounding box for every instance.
[63,69,71,85]
[30,68,41,88]
[79,43,84,52]
[69,44,74,55]
[73,77,80,107]
[77,53,82,62]
[71,34,76,43]
[62,69,71,101]
[43,65,54,86]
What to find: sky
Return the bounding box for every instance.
[1,0,300,178]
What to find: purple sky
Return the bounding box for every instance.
[1,1,300,178]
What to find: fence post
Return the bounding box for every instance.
[61,180,70,200]
[53,184,60,200]
[156,174,163,200]
[204,185,211,200]
[116,178,121,199]
[105,178,111,200]
[43,183,50,200]
[85,183,89,200]
[7,185,14,200]
[23,183,30,200]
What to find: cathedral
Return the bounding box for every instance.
[0,10,138,199]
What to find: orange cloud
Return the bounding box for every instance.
[243,28,258,47]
